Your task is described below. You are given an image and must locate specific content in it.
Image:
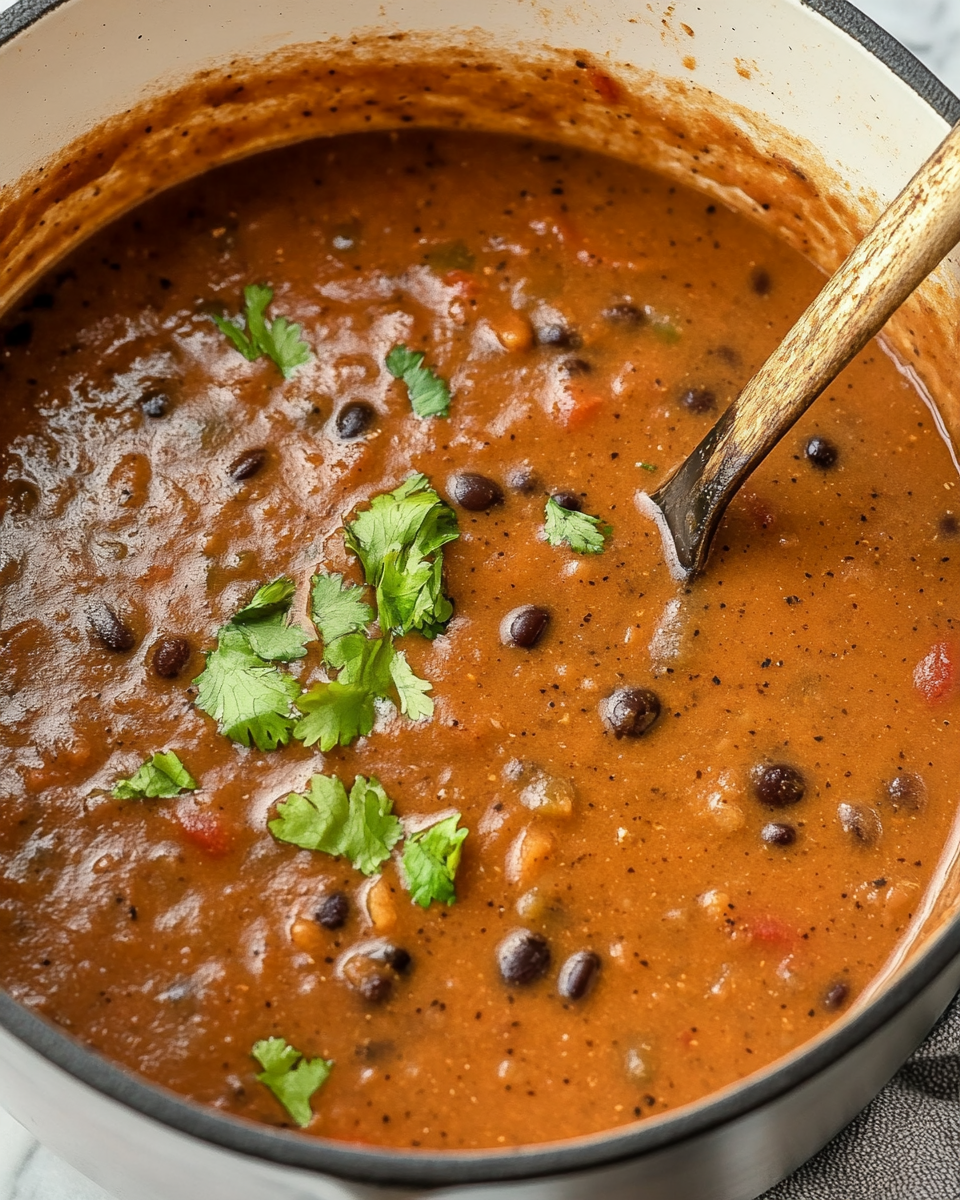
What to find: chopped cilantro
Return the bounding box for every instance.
[270,773,403,875]
[293,679,376,751]
[294,634,431,748]
[424,240,475,272]
[637,461,658,473]
[385,344,451,418]
[251,1037,331,1128]
[311,572,374,649]
[228,576,311,662]
[112,751,197,800]
[402,813,468,907]
[543,496,612,555]
[195,637,301,750]
[389,649,434,720]
[648,311,680,344]
[194,579,310,750]
[344,473,458,638]
[211,284,312,379]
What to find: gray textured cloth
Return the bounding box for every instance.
[764,993,960,1199]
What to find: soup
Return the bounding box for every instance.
[0,127,957,1149]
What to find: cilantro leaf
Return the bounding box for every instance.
[389,649,433,720]
[311,572,374,650]
[344,473,458,638]
[385,344,451,418]
[269,773,349,852]
[293,635,394,750]
[211,284,312,379]
[194,639,301,751]
[270,773,403,875]
[543,496,612,555]
[402,813,468,907]
[293,679,377,750]
[251,1037,332,1128]
[228,576,311,662]
[112,751,198,800]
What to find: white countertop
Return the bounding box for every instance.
[2,0,960,1195]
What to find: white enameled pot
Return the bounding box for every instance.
[1,2,960,1198]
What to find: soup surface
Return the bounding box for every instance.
[0,129,958,1150]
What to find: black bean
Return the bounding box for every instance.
[4,321,33,347]
[500,605,550,649]
[761,822,797,847]
[87,602,136,653]
[357,974,393,1004]
[600,687,661,738]
[938,512,958,537]
[822,980,849,1011]
[151,637,190,678]
[886,772,926,813]
[550,491,582,511]
[506,466,539,494]
[450,472,504,511]
[535,322,581,349]
[229,448,267,481]
[602,303,644,326]
[140,390,170,418]
[342,954,393,1003]
[335,401,376,440]
[316,891,349,930]
[837,803,881,846]
[752,763,805,808]
[751,267,772,295]
[681,387,716,414]
[559,357,592,377]
[497,929,551,986]
[805,436,838,469]
[558,950,600,1000]
[714,344,741,366]
[370,944,412,974]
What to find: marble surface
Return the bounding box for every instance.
[2,0,960,1196]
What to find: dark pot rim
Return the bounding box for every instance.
[1,0,958,1187]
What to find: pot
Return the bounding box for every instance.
[1,1,959,1197]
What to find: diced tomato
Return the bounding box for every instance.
[176,808,232,857]
[913,641,956,702]
[747,914,796,946]
[588,69,622,105]
[555,386,604,430]
[443,269,479,299]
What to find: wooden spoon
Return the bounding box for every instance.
[638,120,960,581]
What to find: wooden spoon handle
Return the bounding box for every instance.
[647,119,960,579]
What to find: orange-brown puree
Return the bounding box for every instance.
[0,130,958,1149]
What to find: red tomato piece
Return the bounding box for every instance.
[556,386,604,430]
[176,808,232,857]
[443,269,479,298]
[913,641,956,702]
[588,69,622,105]
[748,914,796,946]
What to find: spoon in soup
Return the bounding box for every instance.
[638,120,960,580]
